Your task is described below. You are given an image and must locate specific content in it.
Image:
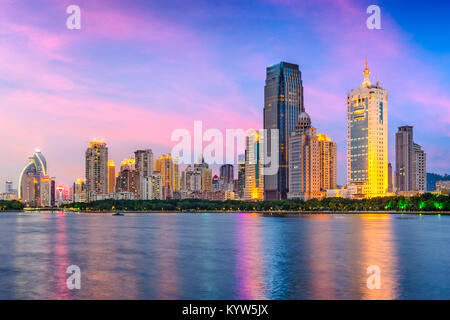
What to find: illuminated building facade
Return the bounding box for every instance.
[142,173,163,200]
[244,131,264,200]
[73,178,87,203]
[107,160,116,194]
[287,112,321,200]
[317,133,337,191]
[116,158,138,194]
[85,139,108,197]
[154,154,180,198]
[347,61,388,198]
[19,149,48,206]
[264,62,304,200]
[135,149,154,199]
[237,154,245,199]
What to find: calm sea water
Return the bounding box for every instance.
[0,212,449,300]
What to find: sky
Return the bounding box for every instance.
[0,0,449,190]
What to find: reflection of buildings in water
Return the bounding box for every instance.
[80,215,140,299]
[235,214,267,299]
[359,214,399,300]
[306,215,339,299]
[12,214,52,299]
[153,215,181,299]
[52,212,71,299]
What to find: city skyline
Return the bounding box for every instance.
[1,0,450,189]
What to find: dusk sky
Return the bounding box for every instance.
[1,0,449,190]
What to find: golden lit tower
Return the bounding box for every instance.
[107,160,116,193]
[347,60,388,198]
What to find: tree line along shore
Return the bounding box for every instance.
[1,194,449,213]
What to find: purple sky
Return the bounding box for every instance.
[1,0,449,190]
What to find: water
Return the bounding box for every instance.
[0,212,449,300]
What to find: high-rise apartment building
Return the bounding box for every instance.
[5,181,13,193]
[116,158,138,194]
[287,112,321,200]
[414,143,427,192]
[85,139,108,197]
[237,154,245,199]
[135,149,154,199]
[264,62,304,200]
[395,126,414,192]
[142,173,163,200]
[154,154,179,197]
[347,61,388,198]
[107,160,116,193]
[395,126,427,193]
[244,131,264,200]
[317,133,337,191]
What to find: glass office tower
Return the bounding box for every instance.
[264,62,304,200]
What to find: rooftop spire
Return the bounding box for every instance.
[362,58,371,87]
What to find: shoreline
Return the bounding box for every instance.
[12,209,450,215]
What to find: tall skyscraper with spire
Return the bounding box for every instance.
[264,62,304,200]
[347,60,388,198]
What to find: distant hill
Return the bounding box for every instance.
[427,173,450,191]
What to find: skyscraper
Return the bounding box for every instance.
[85,139,108,197]
[414,143,427,192]
[387,162,394,193]
[116,158,138,194]
[287,112,322,200]
[135,149,154,199]
[347,61,388,198]
[264,61,304,200]
[19,149,48,206]
[220,164,234,183]
[317,133,337,191]
[237,154,245,199]
[154,154,179,198]
[244,131,264,200]
[395,126,414,192]
[107,160,116,194]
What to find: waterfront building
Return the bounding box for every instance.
[220,164,234,183]
[107,160,116,194]
[85,139,108,198]
[244,131,264,200]
[395,126,414,192]
[395,126,427,193]
[264,61,304,200]
[317,133,337,191]
[387,163,394,193]
[18,149,48,206]
[347,61,388,198]
[135,149,154,198]
[201,167,212,192]
[73,178,87,203]
[414,143,427,192]
[116,158,138,194]
[287,112,323,200]
[142,173,163,200]
[436,181,450,195]
[181,165,202,192]
[154,154,179,198]
[237,154,245,199]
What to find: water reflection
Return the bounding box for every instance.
[235,214,267,299]
[359,214,399,299]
